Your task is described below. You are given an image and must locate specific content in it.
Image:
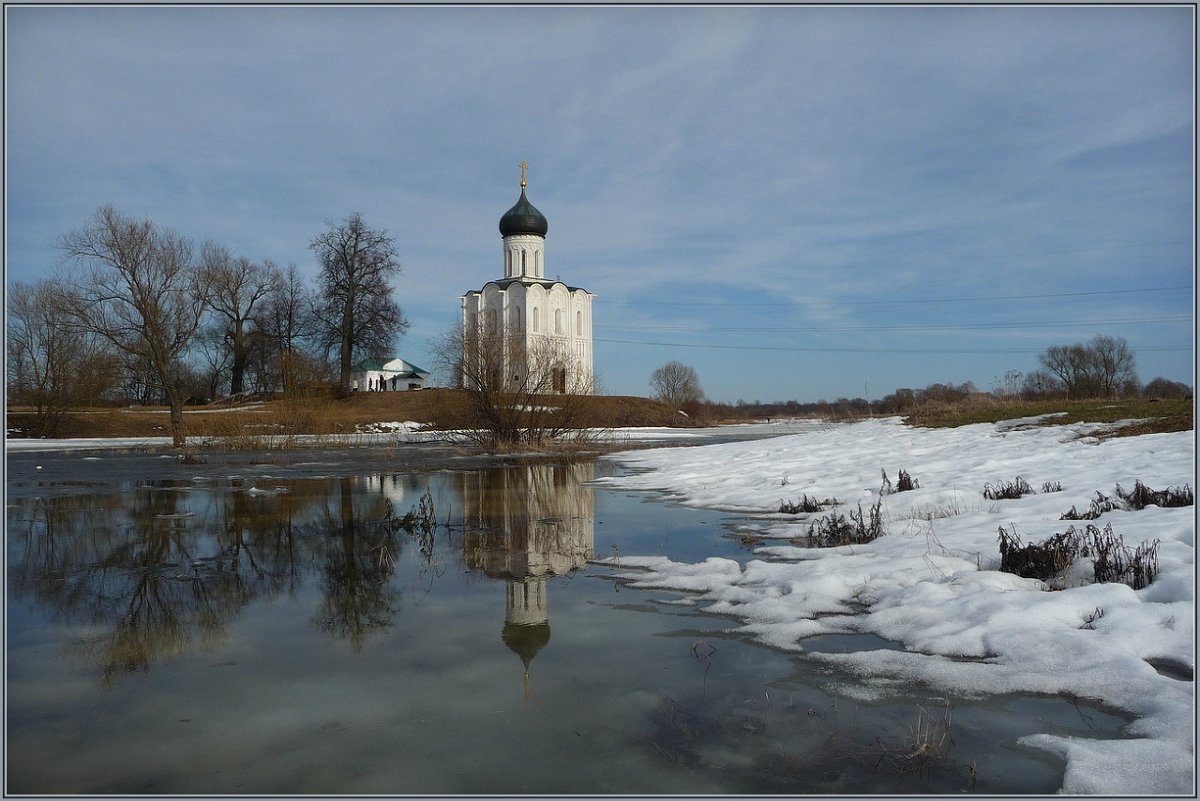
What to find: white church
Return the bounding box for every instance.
[460,163,594,394]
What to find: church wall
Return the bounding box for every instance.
[465,281,593,393]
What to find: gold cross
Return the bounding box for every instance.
[519,160,528,188]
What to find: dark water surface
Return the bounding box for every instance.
[6,448,1129,794]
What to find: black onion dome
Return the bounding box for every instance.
[501,621,551,670]
[498,188,549,237]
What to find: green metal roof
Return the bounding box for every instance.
[498,188,549,238]
[354,359,429,378]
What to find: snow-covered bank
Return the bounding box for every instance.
[4,422,447,452]
[596,416,1196,795]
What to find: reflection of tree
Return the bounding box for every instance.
[10,487,259,685]
[7,478,336,684]
[210,483,309,597]
[5,464,598,685]
[310,478,401,650]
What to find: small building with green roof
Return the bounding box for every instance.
[350,357,430,392]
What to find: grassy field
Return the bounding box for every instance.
[903,396,1193,437]
[6,390,1192,442]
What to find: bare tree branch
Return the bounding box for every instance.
[58,205,210,447]
[650,360,705,409]
[309,213,410,397]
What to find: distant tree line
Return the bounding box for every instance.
[652,335,1190,423]
[7,205,409,443]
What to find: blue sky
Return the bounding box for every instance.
[5,5,1194,403]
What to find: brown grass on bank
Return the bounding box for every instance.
[5,388,688,442]
[904,396,1193,436]
[7,390,1190,443]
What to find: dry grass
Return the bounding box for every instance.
[998,522,1161,591]
[9,390,1189,443]
[905,397,1192,435]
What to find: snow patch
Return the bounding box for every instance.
[598,416,1195,794]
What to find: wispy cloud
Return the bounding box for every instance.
[5,5,1192,401]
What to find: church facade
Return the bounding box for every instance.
[459,164,594,394]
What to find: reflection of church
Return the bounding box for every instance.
[361,473,426,510]
[458,463,595,694]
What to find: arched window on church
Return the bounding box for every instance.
[576,310,583,336]
[511,306,522,331]
[554,309,563,335]
[521,250,527,274]
[532,307,539,332]
[486,309,497,333]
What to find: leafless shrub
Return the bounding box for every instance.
[432,322,599,450]
[1089,524,1159,590]
[1060,492,1122,520]
[983,476,1035,501]
[1115,480,1194,510]
[1062,481,1192,520]
[997,524,1081,581]
[999,522,1159,590]
[1079,607,1105,630]
[778,494,837,514]
[881,468,920,495]
[807,499,885,547]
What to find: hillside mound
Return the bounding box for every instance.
[6,389,690,439]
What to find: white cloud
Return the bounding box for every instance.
[5,5,1192,401]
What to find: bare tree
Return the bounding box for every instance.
[200,245,282,397]
[1039,344,1096,399]
[433,321,596,449]
[59,205,210,447]
[1021,369,1064,400]
[1143,377,1192,399]
[1038,335,1138,400]
[650,360,705,409]
[260,262,319,395]
[6,278,119,435]
[1089,334,1137,399]
[308,213,409,397]
[192,323,232,401]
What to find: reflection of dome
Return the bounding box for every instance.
[501,621,551,672]
[498,188,549,238]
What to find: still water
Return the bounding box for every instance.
[6,448,1129,794]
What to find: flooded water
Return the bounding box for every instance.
[6,448,1130,794]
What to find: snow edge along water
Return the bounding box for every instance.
[594,416,1196,795]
